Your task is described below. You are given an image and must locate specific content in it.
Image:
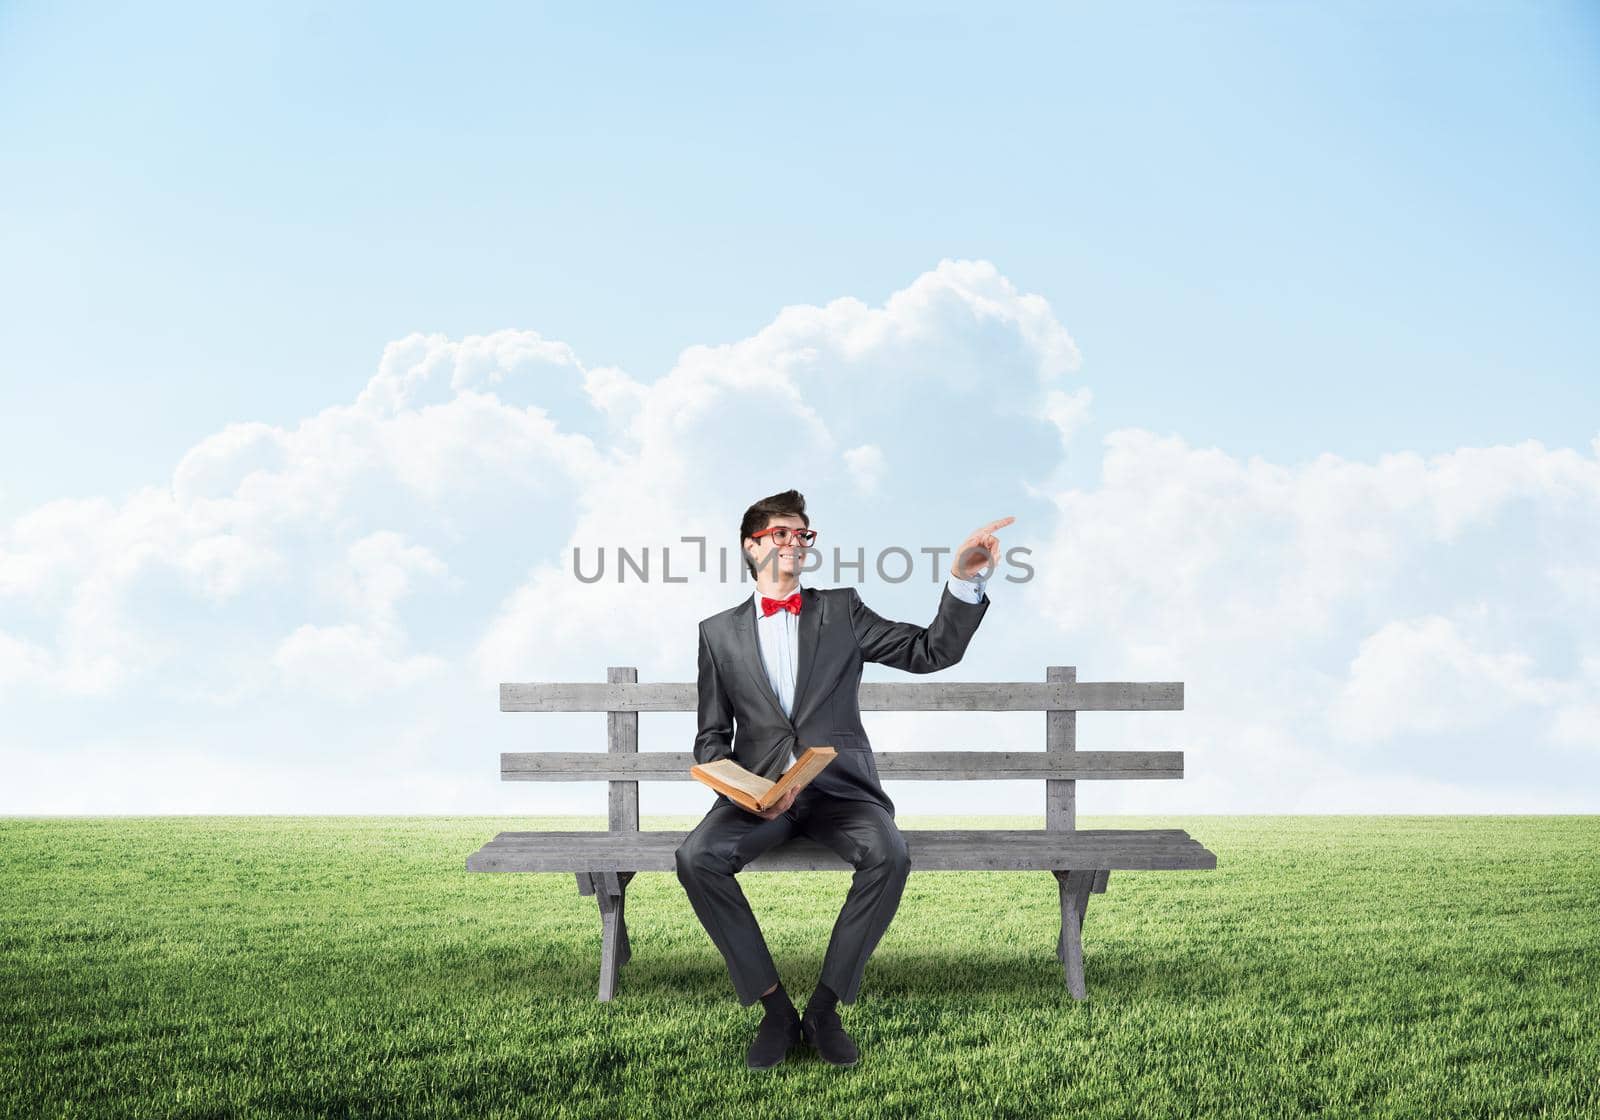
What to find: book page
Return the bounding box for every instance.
[767,746,838,802]
[693,758,774,801]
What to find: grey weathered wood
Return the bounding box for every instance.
[1054,872,1071,960]
[1053,867,1103,961]
[500,749,1185,781]
[607,667,639,833]
[1054,869,1095,999]
[615,873,633,966]
[580,869,636,1000]
[1091,869,1110,894]
[466,829,1216,873]
[1046,666,1076,832]
[482,827,1196,847]
[485,828,1195,846]
[501,680,1185,713]
[595,870,629,1001]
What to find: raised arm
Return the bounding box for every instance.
[692,622,735,764]
[846,584,989,674]
[844,515,1011,673]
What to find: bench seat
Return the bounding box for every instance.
[467,827,1216,873]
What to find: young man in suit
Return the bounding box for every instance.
[675,489,1012,1069]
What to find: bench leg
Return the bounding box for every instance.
[1053,869,1096,1000]
[1054,871,1093,960]
[583,871,636,1001]
[1053,869,1110,960]
[614,872,633,966]
[1049,870,1113,960]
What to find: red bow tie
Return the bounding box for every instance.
[760,592,803,617]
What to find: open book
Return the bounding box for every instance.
[690,746,838,812]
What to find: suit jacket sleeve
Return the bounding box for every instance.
[693,621,736,764]
[846,583,989,674]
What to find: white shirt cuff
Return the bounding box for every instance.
[946,572,988,604]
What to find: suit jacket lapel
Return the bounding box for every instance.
[790,586,821,721]
[732,594,791,724]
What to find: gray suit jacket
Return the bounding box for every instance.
[693,583,991,817]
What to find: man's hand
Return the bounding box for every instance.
[951,516,1015,580]
[746,786,799,820]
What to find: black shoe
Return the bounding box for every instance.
[800,1005,859,1067]
[746,1008,801,1070]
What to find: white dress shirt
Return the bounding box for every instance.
[750,568,990,718]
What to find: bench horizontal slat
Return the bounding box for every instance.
[465,828,1217,873]
[500,750,1184,781]
[500,681,1183,713]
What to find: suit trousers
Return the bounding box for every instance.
[674,786,911,1006]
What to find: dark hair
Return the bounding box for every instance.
[739,489,809,578]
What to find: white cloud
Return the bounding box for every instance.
[0,628,52,690]
[1332,614,1559,742]
[331,530,453,624]
[1020,426,1600,812]
[172,421,288,504]
[354,329,583,414]
[1041,386,1094,449]
[0,330,603,700]
[272,621,447,702]
[1546,653,1600,753]
[843,445,886,495]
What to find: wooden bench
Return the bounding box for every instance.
[467,664,1216,1002]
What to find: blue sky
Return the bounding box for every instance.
[2,2,1597,815]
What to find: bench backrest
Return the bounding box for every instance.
[500,666,1185,835]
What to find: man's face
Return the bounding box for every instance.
[746,514,810,581]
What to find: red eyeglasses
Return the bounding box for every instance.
[750,526,818,546]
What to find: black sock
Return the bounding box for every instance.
[759,981,797,1019]
[805,981,839,1016]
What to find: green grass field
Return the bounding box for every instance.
[2,815,1596,1119]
